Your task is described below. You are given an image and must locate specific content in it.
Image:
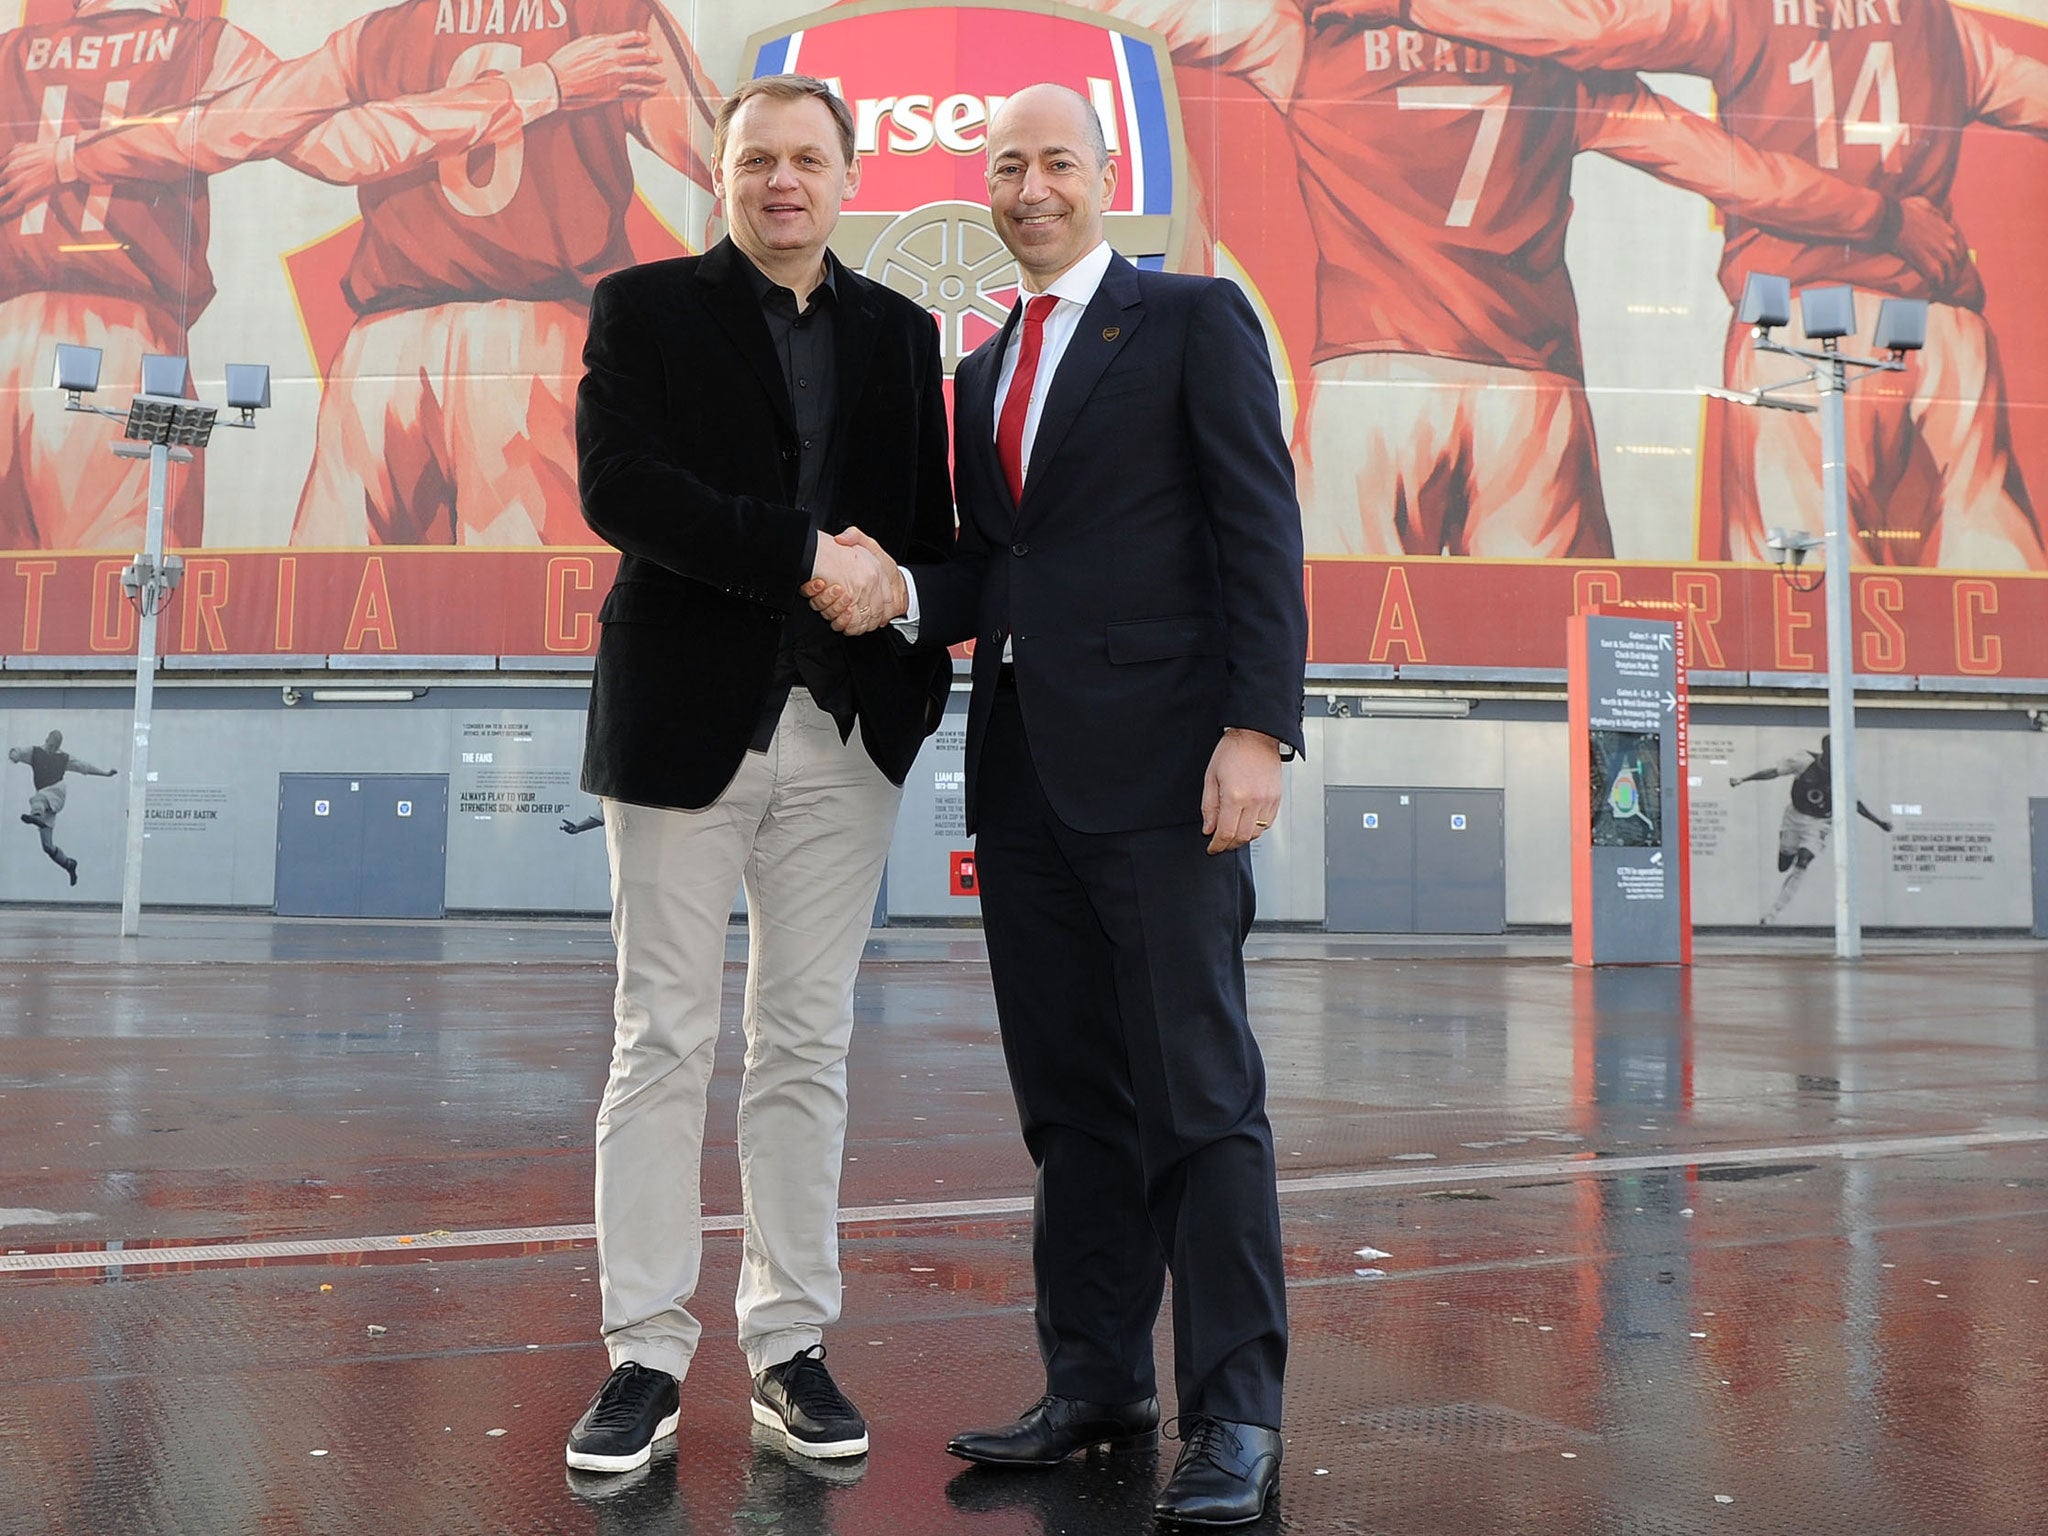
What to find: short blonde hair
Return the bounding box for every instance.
[713,75,856,168]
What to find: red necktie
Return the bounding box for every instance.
[995,294,1059,504]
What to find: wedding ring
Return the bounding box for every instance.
[1254,820,1272,829]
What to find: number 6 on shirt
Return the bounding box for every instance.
[440,43,525,216]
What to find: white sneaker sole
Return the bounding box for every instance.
[750,1397,869,1458]
[564,1409,680,1472]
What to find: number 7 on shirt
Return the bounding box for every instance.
[1397,84,1513,228]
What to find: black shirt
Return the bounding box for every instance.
[30,746,69,791]
[754,256,839,517]
[740,251,858,751]
[1791,754,1831,819]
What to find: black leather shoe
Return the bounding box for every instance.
[1154,1417,1281,1527]
[947,1393,1160,1466]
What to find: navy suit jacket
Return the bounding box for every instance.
[910,253,1307,835]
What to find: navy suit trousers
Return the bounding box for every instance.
[972,682,1288,1426]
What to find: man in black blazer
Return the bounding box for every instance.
[812,83,1307,1528]
[566,75,952,1476]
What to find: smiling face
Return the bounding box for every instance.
[984,85,1117,290]
[712,92,859,278]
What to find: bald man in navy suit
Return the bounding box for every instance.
[812,83,1306,1529]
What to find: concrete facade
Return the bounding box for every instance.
[4,680,2044,928]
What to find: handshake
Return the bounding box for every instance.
[803,528,907,637]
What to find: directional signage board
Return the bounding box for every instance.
[1568,611,1692,966]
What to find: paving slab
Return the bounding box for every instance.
[2,914,2044,1534]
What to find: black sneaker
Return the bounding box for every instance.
[750,1345,868,1458]
[565,1361,680,1472]
[61,858,77,887]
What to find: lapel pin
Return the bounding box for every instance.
[1102,326,1120,341]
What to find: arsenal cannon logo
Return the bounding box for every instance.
[743,1,1189,373]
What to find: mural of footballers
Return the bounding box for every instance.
[8,728,115,885]
[1729,735,1893,924]
[1383,0,2048,569]
[0,0,719,547]
[0,0,239,550]
[1072,0,1972,558]
[1,0,2042,672]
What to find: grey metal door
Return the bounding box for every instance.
[358,776,448,919]
[1326,787,1418,933]
[1414,789,1506,934]
[1327,786,1507,934]
[275,773,448,918]
[274,774,365,917]
[2033,799,2048,940]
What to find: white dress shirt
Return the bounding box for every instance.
[895,241,1116,645]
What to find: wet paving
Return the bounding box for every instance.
[1,913,2045,1534]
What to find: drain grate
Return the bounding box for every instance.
[1339,1401,1599,1454]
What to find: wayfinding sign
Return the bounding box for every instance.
[1568,611,1691,966]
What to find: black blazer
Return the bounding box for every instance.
[577,238,954,810]
[909,254,1307,835]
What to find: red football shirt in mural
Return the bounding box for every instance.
[1083,2,1901,374]
[1400,0,2048,305]
[1291,36,1595,373]
[342,0,653,314]
[58,0,715,315]
[0,3,253,318]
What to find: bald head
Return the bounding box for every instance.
[983,82,1118,289]
[988,84,1108,171]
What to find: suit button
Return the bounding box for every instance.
[1010,542,1030,557]
[782,448,796,462]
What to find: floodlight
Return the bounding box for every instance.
[223,363,271,412]
[139,353,190,399]
[1725,262,1937,961]
[53,344,102,397]
[1872,298,1928,355]
[1799,285,1857,342]
[50,338,270,941]
[123,395,218,448]
[1737,272,1792,331]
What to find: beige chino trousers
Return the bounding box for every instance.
[595,696,902,1383]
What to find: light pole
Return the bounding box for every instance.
[54,347,270,936]
[1711,275,1928,960]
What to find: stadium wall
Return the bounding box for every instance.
[4,1,2047,925]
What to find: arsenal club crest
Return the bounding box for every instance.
[743,1,1189,373]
